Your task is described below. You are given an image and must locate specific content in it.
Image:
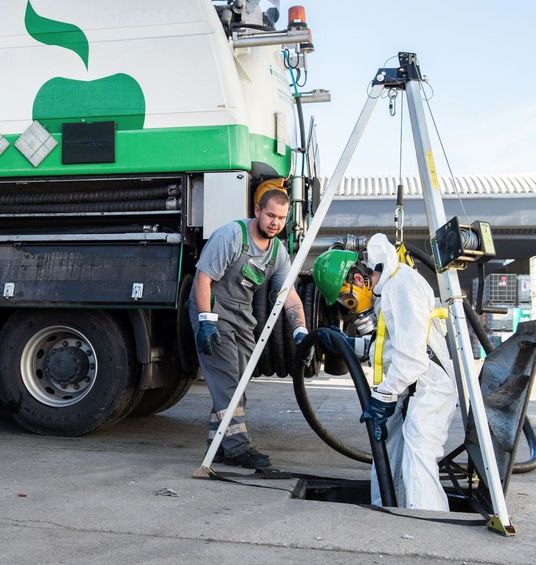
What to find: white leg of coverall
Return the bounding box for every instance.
[402,364,458,511]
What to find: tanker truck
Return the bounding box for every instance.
[0,0,325,435]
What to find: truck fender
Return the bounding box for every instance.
[127,309,151,365]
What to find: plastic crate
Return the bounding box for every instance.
[483,307,514,332]
[484,274,517,305]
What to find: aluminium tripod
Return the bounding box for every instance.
[194,52,515,536]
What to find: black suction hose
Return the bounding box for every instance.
[518,420,536,474]
[295,329,397,507]
[293,348,373,464]
[295,95,306,155]
[405,243,536,474]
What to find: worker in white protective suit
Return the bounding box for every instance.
[313,233,458,511]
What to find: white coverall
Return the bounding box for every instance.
[367,234,458,511]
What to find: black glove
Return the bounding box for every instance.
[196,314,222,356]
[293,327,314,367]
[360,389,397,442]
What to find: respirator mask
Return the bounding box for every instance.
[337,279,376,336]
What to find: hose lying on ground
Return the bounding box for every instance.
[294,329,397,507]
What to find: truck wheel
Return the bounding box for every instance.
[0,309,137,436]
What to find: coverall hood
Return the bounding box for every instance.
[366,233,398,293]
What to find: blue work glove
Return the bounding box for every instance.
[196,313,222,356]
[316,326,345,353]
[293,327,314,367]
[317,327,372,361]
[360,389,398,442]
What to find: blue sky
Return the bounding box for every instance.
[277,0,536,178]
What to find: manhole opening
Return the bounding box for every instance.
[292,478,370,505]
[292,477,481,513]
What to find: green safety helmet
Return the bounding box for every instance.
[313,249,359,305]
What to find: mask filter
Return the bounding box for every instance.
[352,309,377,336]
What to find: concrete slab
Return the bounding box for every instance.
[1,374,535,564]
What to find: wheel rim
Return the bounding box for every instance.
[20,325,98,407]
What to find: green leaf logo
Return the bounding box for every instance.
[25,0,89,69]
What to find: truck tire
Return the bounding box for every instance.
[0,309,138,436]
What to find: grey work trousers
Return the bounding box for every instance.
[191,313,255,456]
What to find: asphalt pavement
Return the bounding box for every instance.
[1,372,535,564]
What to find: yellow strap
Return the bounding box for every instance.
[373,311,387,385]
[396,241,415,269]
[373,307,448,386]
[426,306,449,341]
[431,307,448,319]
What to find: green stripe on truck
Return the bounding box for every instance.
[0,125,291,177]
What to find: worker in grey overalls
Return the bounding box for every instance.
[189,189,312,469]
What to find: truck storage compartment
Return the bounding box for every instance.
[0,242,180,307]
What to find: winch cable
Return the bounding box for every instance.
[294,329,397,507]
[416,63,469,225]
[405,242,536,474]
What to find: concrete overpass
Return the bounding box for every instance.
[312,174,536,294]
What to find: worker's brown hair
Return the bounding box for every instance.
[258,188,289,209]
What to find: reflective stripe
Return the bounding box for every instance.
[208,422,248,438]
[215,406,245,420]
[226,423,248,436]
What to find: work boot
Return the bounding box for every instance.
[223,447,272,469]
